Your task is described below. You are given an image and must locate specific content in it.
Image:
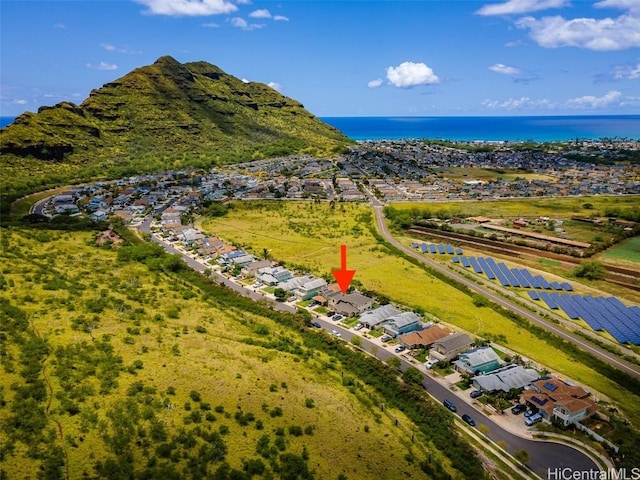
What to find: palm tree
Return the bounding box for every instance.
[262,248,270,260]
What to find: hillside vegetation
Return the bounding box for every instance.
[0,56,351,210]
[0,225,485,480]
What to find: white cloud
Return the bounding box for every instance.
[273,15,289,21]
[482,96,552,109]
[386,61,439,88]
[134,0,237,16]
[53,23,66,29]
[100,43,141,54]
[13,99,27,105]
[613,62,640,79]
[249,9,271,18]
[241,78,250,83]
[202,22,220,27]
[516,13,640,50]
[229,17,264,29]
[87,61,118,70]
[367,78,383,88]
[595,0,640,13]
[489,63,521,74]
[566,90,623,108]
[267,82,282,91]
[235,0,251,4]
[476,0,569,16]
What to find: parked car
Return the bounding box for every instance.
[326,311,336,317]
[469,390,483,399]
[394,345,406,353]
[511,404,526,415]
[331,330,341,337]
[380,334,392,342]
[311,322,322,328]
[524,412,543,426]
[462,414,476,426]
[524,408,537,418]
[425,359,439,369]
[443,399,457,412]
[333,314,343,321]
[353,323,364,331]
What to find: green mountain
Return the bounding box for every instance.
[0,56,351,206]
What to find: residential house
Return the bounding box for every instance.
[179,228,205,245]
[90,210,108,222]
[241,260,273,278]
[430,333,475,362]
[295,278,328,301]
[520,378,598,427]
[278,275,315,293]
[358,304,401,330]
[398,324,451,350]
[453,347,505,375]
[382,312,424,338]
[326,291,374,317]
[256,266,293,286]
[472,364,539,393]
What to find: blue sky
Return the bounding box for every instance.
[1,0,639,117]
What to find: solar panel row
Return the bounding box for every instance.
[528,291,640,345]
[456,256,572,292]
[413,242,462,256]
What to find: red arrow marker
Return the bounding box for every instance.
[332,244,356,294]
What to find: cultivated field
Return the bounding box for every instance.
[198,201,640,427]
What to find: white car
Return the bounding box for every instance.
[353,323,364,331]
[331,330,341,337]
[425,359,439,369]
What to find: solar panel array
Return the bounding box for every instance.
[455,256,573,292]
[530,292,640,345]
[412,242,463,256]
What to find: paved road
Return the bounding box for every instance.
[315,318,599,476]
[372,205,640,381]
[137,214,601,476]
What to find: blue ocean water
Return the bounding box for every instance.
[320,115,640,142]
[3,115,639,142]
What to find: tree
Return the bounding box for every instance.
[386,357,401,370]
[274,288,287,302]
[513,449,530,465]
[350,336,362,348]
[401,367,423,385]
[573,261,606,281]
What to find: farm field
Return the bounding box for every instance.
[600,236,640,266]
[0,227,439,480]
[389,196,640,220]
[198,201,640,427]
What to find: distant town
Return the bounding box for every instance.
[41,139,640,222]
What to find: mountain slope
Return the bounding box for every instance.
[0,56,351,205]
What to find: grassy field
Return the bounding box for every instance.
[198,201,640,428]
[390,196,640,220]
[600,236,640,265]
[0,227,442,480]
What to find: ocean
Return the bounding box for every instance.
[320,115,640,143]
[2,115,638,143]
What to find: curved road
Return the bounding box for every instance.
[373,205,640,381]
[317,318,600,476]
[138,214,601,476]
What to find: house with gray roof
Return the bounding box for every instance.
[295,278,328,300]
[358,304,401,330]
[382,312,423,338]
[472,364,538,393]
[257,266,293,286]
[278,275,314,292]
[241,259,273,277]
[453,347,504,375]
[429,333,474,362]
[328,292,374,317]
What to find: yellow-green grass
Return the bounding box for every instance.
[0,227,436,480]
[198,201,640,427]
[390,195,640,220]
